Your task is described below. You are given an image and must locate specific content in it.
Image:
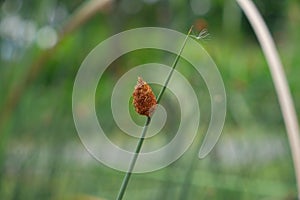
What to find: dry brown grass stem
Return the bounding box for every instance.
[237,0,300,198]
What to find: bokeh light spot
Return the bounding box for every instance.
[36,26,57,49]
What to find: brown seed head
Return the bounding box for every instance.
[133,77,157,117]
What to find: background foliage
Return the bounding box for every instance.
[1,0,300,199]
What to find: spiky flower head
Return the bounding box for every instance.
[132,77,157,117]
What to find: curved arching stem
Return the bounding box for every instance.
[236,0,300,198]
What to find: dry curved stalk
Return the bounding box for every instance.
[236,0,300,198]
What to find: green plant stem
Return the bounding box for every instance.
[116,26,193,200]
[116,117,151,200]
[156,26,193,103]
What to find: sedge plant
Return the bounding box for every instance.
[116,26,193,200]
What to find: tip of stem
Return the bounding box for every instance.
[188,25,194,36]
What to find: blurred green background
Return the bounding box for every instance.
[1,0,300,199]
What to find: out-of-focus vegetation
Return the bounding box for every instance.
[1,0,300,199]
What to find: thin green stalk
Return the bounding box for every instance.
[116,117,151,200]
[156,26,193,103]
[116,26,193,200]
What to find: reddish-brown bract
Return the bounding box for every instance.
[132,77,157,117]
